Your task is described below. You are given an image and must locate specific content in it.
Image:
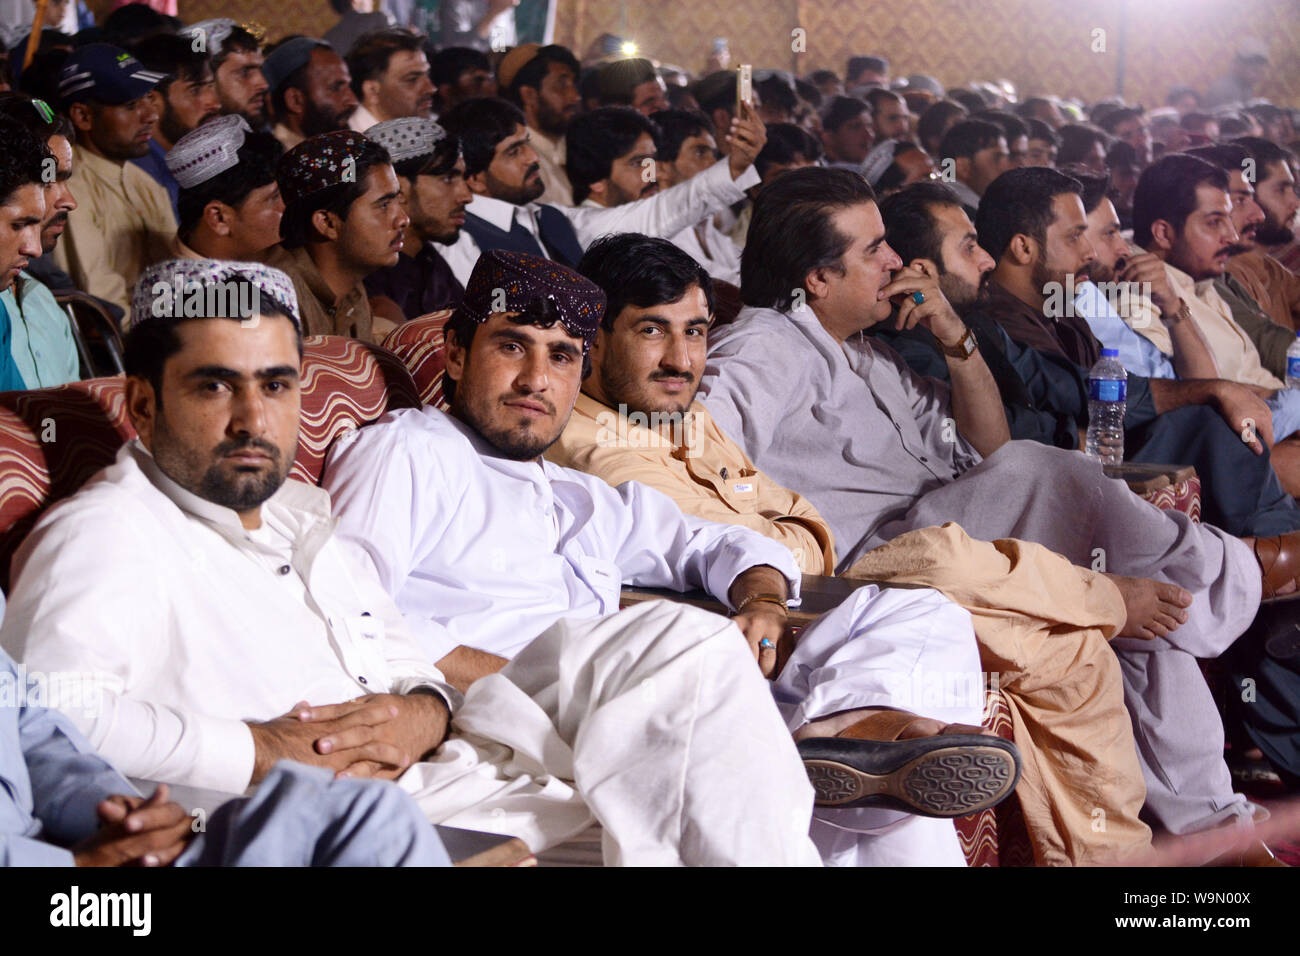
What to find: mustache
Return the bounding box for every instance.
[525,163,541,179]
[506,394,556,414]
[649,369,693,383]
[216,436,281,460]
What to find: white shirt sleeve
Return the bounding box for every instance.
[578,473,802,606]
[323,418,463,667]
[561,158,760,247]
[0,500,256,794]
[334,543,464,713]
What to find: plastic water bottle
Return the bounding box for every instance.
[1287,332,1300,388]
[1085,348,1126,465]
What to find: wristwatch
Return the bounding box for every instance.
[734,592,789,616]
[938,328,978,360]
[1162,298,1192,325]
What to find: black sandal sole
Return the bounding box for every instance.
[797,734,1022,818]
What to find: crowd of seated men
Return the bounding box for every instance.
[1,2,1299,868]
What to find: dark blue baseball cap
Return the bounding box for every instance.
[57,43,167,107]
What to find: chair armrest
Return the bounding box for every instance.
[620,573,880,627]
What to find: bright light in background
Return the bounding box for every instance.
[620,41,638,56]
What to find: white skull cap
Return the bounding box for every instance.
[166,115,253,190]
[364,117,447,165]
[132,258,301,330]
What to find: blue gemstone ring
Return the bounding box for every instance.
[759,638,775,649]
[912,291,926,305]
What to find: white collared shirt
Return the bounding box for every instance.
[528,127,572,207]
[670,218,743,286]
[439,157,761,287]
[322,407,801,661]
[348,104,382,133]
[0,441,457,795]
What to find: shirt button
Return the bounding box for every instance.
[278,564,291,575]
[920,456,928,463]
[358,676,368,684]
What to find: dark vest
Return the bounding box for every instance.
[461,204,584,267]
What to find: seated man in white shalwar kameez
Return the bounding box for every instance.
[322,249,1021,867]
[0,257,821,867]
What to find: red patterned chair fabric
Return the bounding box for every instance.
[383,311,453,411]
[288,335,421,483]
[1141,475,1201,521]
[0,335,420,589]
[953,690,1033,867]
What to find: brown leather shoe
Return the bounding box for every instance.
[797,709,1021,818]
[1251,530,1300,600]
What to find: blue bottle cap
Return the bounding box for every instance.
[1101,348,1119,357]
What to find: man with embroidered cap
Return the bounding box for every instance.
[362,117,467,320]
[166,114,284,266]
[263,37,358,153]
[323,249,1023,867]
[53,43,176,315]
[267,130,407,341]
[3,255,824,867]
[181,19,270,130]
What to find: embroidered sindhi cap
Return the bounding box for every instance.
[277,130,383,205]
[57,44,167,106]
[131,259,301,330]
[364,117,446,165]
[454,250,604,351]
[167,115,253,189]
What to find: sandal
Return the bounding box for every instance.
[797,709,1021,818]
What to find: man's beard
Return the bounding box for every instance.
[937,269,990,316]
[159,103,220,147]
[153,416,288,512]
[1030,251,1076,306]
[600,353,697,419]
[485,163,545,205]
[302,97,351,137]
[535,100,572,138]
[1256,217,1296,246]
[40,211,68,254]
[604,177,656,206]
[450,390,562,461]
[1088,259,1115,284]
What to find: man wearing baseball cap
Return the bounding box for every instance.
[53,43,176,314]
